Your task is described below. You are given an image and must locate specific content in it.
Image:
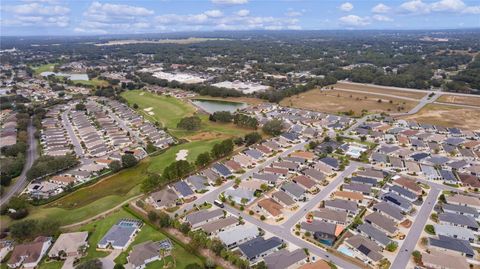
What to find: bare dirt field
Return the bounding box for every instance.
[401,104,480,130]
[280,88,418,116]
[333,82,427,99]
[436,94,480,107]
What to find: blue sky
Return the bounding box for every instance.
[1,0,479,36]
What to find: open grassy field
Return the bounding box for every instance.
[121,90,252,139]
[436,94,480,107]
[191,95,265,105]
[280,88,418,116]
[333,81,427,99]
[401,103,480,130]
[72,78,109,87]
[32,63,56,75]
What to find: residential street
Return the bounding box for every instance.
[175,141,308,214]
[390,187,440,269]
[62,108,84,157]
[0,118,38,205]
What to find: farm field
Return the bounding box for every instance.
[401,103,480,130]
[333,81,427,99]
[436,94,480,107]
[280,88,418,116]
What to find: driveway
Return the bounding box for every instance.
[61,257,76,269]
[100,250,122,269]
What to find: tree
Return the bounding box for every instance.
[108,160,122,172]
[244,132,262,146]
[211,139,234,159]
[113,264,125,269]
[412,250,422,264]
[158,212,172,228]
[424,224,435,235]
[162,160,194,182]
[385,242,398,252]
[133,103,139,109]
[262,119,283,136]
[185,264,203,269]
[209,111,233,122]
[141,173,162,193]
[177,116,202,131]
[121,154,138,168]
[148,211,158,222]
[195,152,211,167]
[75,103,86,111]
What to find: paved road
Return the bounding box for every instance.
[62,108,84,157]
[390,187,440,269]
[283,163,361,229]
[223,202,363,269]
[0,119,38,205]
[175,141,308,214]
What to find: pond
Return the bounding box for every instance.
[191,99,248,114]
[40,71,89,81]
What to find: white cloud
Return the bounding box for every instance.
[372,3,391,13]
[204,9,224,18]
[462,5,480,14]
[430,0,465,12]
[2,2,70,27]
[236,9,250,16]
[211,0,248,4]
[400,0,431,14]
[339,2,354,11]
[339,15,370,26]
[86,1,153,17]
[4,2,69,15]
[373,14,393,21]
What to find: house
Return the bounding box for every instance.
[298,260,331,269]
[244,149,263,160]
[252,173,280,185]
[263,167,289,177]
[7,237,52,269]
[201,168,220,183]
[392,176,422,195]
[357,223,392,247]
[388,185,417,202]
[212,163,232,178]
[233,154,254,167]
[446,194,480,209]
[264,249,308,269]
[428,235,475,258]
[342,183,372,196]
[364,212,398,236]
[239,180,263,192]
[439,169,459,184]
[173,181,194,198]
[350,176,378,186]
[186,209,224,229]
[300,221,342,246]
[381,192,412,212]
[442,203,479,218]
[98,219,142,250]
[324,199,358,216]
[372,201,405,221]
[199,216,238,235]
[224,160,242,173]
[292,175,317,192]
[49,175,76,186]
[224,188,255,204]
[434,224,475,242]
[48,232,88,258]
[281,182,305,201]
[272,161,299,171]
[257,198,283,218]
[421,164,441,180]
[311,208,348,225]
[217,225,259,249]
[319,157,339,170]
[357,168,385,180]
[147,188,179,209]
[344,234,383,263]
[422,249,469,269]
[458,173,480,188]
[128,239,173,269]
[302,168,326,182]
[238,236,283,263]
[0,241,13,263]
[271,191,296,207]
[438,212,479,231]
[186,175,208,192]
[333,191,365,205]
[290,151,315,162]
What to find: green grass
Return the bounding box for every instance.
[32,63,56,75]
[37,260,63,269]
[72,79,108,87]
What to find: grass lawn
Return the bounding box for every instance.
[72,79,109,87]
[37,260,63,269]
[32,63,56,75]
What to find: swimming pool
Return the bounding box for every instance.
[338,245,354,257]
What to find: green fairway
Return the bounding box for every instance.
[32,63,56,75]
[72,78,109,87]
[121,90,196,130]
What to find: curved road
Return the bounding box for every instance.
[0,118,38,205]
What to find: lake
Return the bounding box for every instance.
[40,71,89,81]
[191,99,248,114]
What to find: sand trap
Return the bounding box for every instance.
[148,112,155,115]
[176,149,188,161]
[144,107,153,112]
[139,92,145,96]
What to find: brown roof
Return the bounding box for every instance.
[290,151,315,160]
[224,160,242,172]
[292,175,316,189]
[463,140,480,149]
[393,176,422,194]
[333,191,364,201]
[458,173,480,188]
[8,237,50,266]
[255,145,272,154]
[264,167,288,176]
[258,198,283,217]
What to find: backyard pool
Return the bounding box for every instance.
[338,245,355,257]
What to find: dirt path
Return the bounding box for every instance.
[60,194,143,230]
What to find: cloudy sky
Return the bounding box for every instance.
[1,0,479,36]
